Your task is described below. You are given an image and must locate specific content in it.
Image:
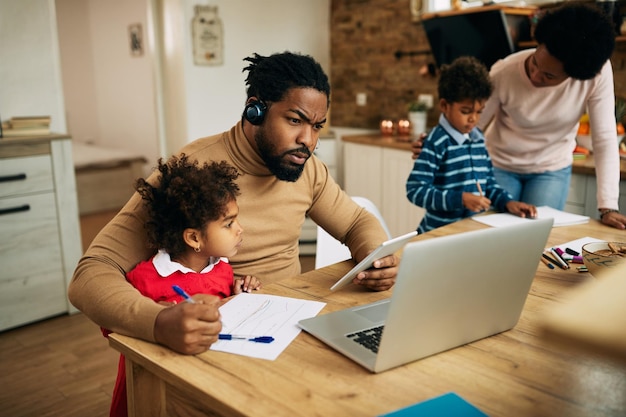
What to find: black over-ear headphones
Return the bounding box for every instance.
[243,99,267,125]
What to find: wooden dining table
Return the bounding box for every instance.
[109,217,626,417]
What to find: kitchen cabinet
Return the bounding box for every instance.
[0,135,82,330]
[343,135,626,234]
[565,155,626,217]
[565,171,626,217]
[343,140,425,237]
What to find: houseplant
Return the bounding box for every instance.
[407,100,431,136]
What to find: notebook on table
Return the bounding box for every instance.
[298,218,553,373]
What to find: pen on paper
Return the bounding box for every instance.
[172,285,196,303]
[218,334,275,343]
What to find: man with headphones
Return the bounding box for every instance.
[70,52,398,355]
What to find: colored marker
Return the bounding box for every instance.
[172,285,196,303]
[554,247,569,261]
[571,256,584,264]
[549,248,569,270]
[552,248,570,268]
[565,248,579,256]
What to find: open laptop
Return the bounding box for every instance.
[298,218,553,373]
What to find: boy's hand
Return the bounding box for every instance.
[233,275,262,294]
[462,192,491,212]
[506,201,537,218]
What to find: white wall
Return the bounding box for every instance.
[55,0,330,165]
[0,0,66,134]
[56,0,160,166]
[55,0,98,144]
[179,0,330,141]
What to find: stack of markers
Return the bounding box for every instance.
[540,247,587,272]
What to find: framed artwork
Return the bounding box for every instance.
[128,23,143,56]
[192,5,223,66]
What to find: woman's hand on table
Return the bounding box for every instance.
[154,294,222,354]
[354,254,399,292]
[411,133,427,160]
[600,210,626,230]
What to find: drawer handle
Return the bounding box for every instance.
[0,173,27,183]
[0,204,30,216]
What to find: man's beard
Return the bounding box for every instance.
[255,128,311,182]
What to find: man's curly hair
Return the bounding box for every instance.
[534,3,615,80]
[135,155,241,258]
[438,56,493,103]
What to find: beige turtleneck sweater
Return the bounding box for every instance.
[69,122,387,342]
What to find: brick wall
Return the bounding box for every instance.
[330,0,626,129]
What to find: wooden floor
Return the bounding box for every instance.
[0,210,316,417]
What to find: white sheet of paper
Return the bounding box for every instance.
[472,206,589,228]
[210,293,326,360]
[552,236,605,255]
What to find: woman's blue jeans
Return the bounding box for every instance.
[492,165,572,210]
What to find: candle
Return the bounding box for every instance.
[397,119,410,136]
[380,119,394,136]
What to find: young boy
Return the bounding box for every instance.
[406,56,536,233]
[104,154,261,417]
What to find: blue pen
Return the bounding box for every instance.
[218,334,275,343]
[172,285,196,303]
[173,285,273,342]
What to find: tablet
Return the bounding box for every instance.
[330,231,418,291]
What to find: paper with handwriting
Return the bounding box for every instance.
[210,293,325,360]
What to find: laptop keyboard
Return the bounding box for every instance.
[346,325,384,353]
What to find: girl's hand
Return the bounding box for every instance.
[233,275,262,294]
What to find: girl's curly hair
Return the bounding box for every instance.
[135,154,240,258]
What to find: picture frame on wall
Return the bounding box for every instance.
[128,23,143,56]
[191,5,224,66]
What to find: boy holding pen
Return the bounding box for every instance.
[102,155,261,417]
[406,56,537,233]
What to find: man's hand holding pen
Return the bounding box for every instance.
[154,294,222,355]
